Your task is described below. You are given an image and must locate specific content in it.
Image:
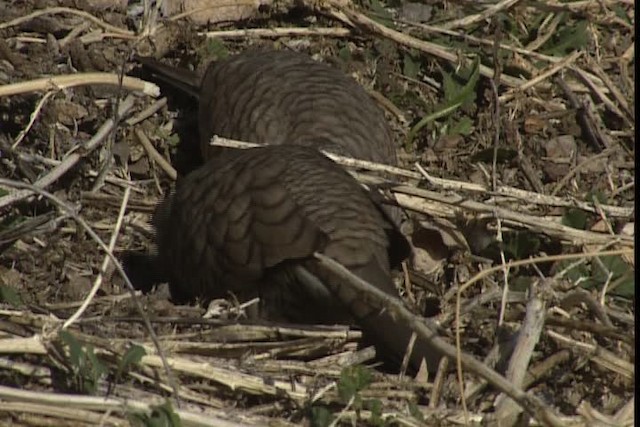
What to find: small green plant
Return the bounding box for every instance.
[129,401,181,427]
[557,255,634,298]
[408,401,425,423]
[541,16,589,56]
[501,231,542,260]
[562,208,589,230]
[338,44,352,62]
[559,203,632,296]
[153,127,180,148]
[361,0,395,28]
[477,234,541,263]
[59,331,108,394]
[406,56,480,148]
[402,49,421,80]
[586,190,609,205]
[309,365,389,426]
[337,365,373,405]
[0,285,23,307]
[116,344,146,383]
[309,406,334,427]
[200,37,228,60]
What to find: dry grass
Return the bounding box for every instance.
[0,0,634,426]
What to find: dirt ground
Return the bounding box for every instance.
[0,0,635,426]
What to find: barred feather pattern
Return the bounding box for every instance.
[198,50,397,164]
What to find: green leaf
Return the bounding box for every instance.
[556,259,601,290]
[562,208,589,230]
[406,56,480,147]
[610,273,634,298]
[58,332,107,394]
[511,276,535,292]
[405,103,457,150]
[365,0,395,28]
[408,401,425,422]
[402,51,420,79]
[129,402,182,427]
[601,255,629,277]
[84,345,108,393]
[310,406,334,427]
[203,38,228,59]
[150,402,182,427]
[586,190,609,205]
[60,330,84,372]
[556,255,634,296]
[365,399,384,426]
[128,413,148,427]
[442,57,480,107]
[448,116,474,136]
[338,46,352,62]
[166,133,180,148]
[117,344,147,380]
[0,285,23,306]
[501,231,541,259]
[86,345,107,378]
[541,19,589,56]
[441,71,458,104]
[338,377,357,403]
[374,38,396,58]
[613,4,631,25]
[592,255,633,290]
[337,365,373,403]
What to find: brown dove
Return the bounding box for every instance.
[136,49,397,164]
[144,144,440,371]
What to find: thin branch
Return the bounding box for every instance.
[0,73,159,97]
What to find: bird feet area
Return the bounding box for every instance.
[0,0,634,426]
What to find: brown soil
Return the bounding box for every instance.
[0,0,634,426]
